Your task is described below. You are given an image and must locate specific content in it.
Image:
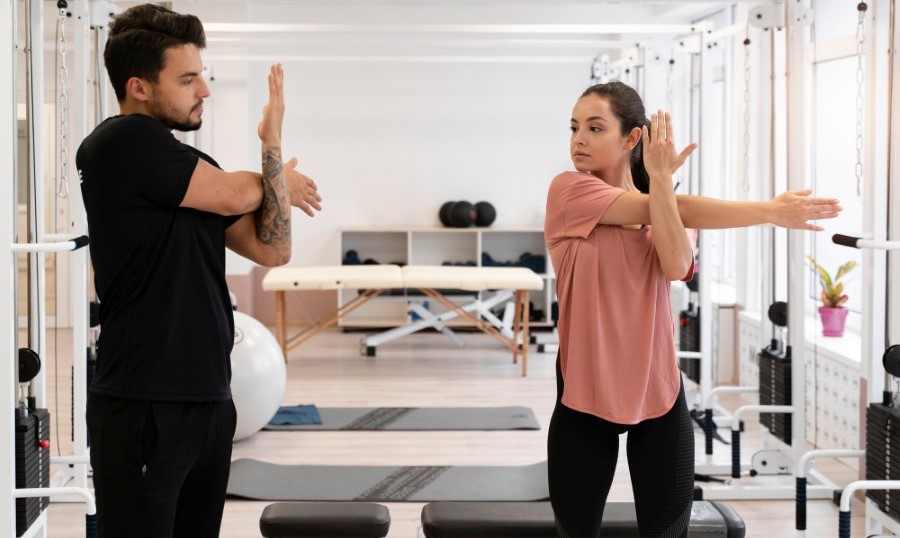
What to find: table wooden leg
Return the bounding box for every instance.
[520,291,530,377]
[275,291,287,361]
[512,290,523,365]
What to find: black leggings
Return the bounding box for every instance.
[548,361,695,538]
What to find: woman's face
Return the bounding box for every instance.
[569,94,636,174]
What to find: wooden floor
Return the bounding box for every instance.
[39,327,878,537]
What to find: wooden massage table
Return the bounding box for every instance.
[262,265,545,376]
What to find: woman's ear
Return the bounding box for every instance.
[625,126,642,151]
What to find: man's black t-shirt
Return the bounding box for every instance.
[76,114,241,401]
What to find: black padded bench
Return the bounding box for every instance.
[260,502,390,538]
[420,501,745,537]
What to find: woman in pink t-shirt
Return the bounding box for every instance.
[544,81,841,537]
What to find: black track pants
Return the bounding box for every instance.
[86,394,237,538]
[548,361,695,538]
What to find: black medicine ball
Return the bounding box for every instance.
[449,201,476,227]
[474,201,496,227]
[439,201,455,227]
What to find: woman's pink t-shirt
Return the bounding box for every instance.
[545,171,689,424]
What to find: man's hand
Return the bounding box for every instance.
[257,64,284,147]
[768,189,842,231]
[284,158,322,217]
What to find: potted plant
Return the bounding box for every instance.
[806,256,857,337]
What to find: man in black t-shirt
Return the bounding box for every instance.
[75,5,321,538]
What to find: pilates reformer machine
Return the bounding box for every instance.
[263,264,544,375]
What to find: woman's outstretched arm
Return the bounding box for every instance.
[601,188,841,231]
[676,189,841,230]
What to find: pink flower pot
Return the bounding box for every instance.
[818,306,849,337]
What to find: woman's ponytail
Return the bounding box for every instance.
[630,119,650,194]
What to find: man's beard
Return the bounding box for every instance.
[164,116,202,132]
[150,101,203,132]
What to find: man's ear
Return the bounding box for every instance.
[125,77,151,102]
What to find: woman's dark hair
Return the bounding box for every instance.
[104,4,206,102]
[580,81,651,193]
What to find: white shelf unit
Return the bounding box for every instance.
[338,227,555,329]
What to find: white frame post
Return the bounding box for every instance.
[785,0,811,475]
[1,0,18,534]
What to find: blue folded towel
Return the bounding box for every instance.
[269,404,322,425]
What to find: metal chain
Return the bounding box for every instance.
[856,2,867,197]
[56,1,69,199]
[666,57,674,112]
[743,24,752,192]
[591,56,602,85]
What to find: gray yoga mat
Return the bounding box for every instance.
[226,459,550,502]
[264,406,540,431]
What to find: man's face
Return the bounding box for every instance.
[145,44,210,131]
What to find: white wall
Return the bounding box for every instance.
[177,1,710,274]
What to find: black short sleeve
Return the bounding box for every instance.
[104,115,199,208]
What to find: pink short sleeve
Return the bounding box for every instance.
[545,172,626,244]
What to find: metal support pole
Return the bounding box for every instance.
[62,0,92,493]
[25,0,48,412]
[697,27,714,405]
[785,0,809,474]
[1,0,19,535]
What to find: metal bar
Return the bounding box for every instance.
[703,385,759,411]
[796,449,865,479]
[204,22,709,35]
[697,26,714,406]
[11,236,89,253]
[421,289,516,353]
[362,290,513,349]
[731,404,793,430]
[832,234,900,250]
[203,54,599,64]
[14,487,95,515]
[889,0,896,356]
[62,0,91,484]
[1,0,17,532]
[25,0,47,408]
[407,303,465,347]
[785,0,810,480]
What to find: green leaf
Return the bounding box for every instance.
[806,256,833,291]
[834,260,857,282]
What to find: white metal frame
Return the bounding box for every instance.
[689,2,863,504]
[362,289,516,351]
[1,0,19,533]
[2,0,101,536]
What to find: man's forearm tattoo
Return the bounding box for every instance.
[256,148,291,255]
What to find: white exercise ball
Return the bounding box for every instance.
[230,311,286,441]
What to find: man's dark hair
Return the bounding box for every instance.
[104,4,206,102]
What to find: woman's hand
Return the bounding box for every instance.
[768,189,842,231]
[257,64,284,147]
[641,110,697,179]
[284,157,322,217]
